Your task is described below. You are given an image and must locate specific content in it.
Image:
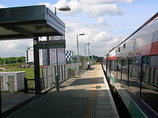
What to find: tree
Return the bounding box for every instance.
[0,56,25,65]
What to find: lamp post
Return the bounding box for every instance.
[76,33,85,76]
[86,42,91,69]
[86,42,90,61]
[54,5,71,91]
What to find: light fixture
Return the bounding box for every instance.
[59,5,71,11]
[55,5,71,15]
[79,33,85,36]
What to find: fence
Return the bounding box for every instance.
[24,63,81,93]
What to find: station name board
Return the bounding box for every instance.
[37,40,65,49]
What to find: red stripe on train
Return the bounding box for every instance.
[105,56,117,60]
[105,41,158,60]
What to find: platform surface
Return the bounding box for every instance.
[2,92,35,113]
[5,64,119,118]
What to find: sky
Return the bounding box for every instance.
[0,0,158,57]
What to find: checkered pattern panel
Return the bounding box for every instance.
[65,51,73,61]
[142,56,150,64]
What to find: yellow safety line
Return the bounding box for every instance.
[82,67,99,118]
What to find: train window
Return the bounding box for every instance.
[118,47,120,52]
[121,59,128,85]
[123,43,126,49]
[117,59,122,80]
[106,59,110,70]
[154,68,158,87]
[109,60,114,71]
[141,55,158,114]
[114,60,118,77]
[109,60,117,76]
[129,58,138,93]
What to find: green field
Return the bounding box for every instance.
[3,68,35,79]
[2,68,36,89]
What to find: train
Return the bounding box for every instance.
[103,12,158,118]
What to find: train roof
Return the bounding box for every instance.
[109,12,158,53]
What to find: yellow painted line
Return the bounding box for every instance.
[82,66,100,118]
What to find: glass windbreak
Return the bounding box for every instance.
[141,55,158,113]
[129,58,138,93]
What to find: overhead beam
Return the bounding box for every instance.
[2,25,33,37]
[0,34,29,40]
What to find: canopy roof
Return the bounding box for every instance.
[0,5,65,40]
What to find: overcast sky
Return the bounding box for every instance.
[0,0,157,57]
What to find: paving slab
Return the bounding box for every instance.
[5,64,119,118]
[1,92,35,117]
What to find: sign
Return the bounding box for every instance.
[37,40,66,49]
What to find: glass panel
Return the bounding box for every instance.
[114,60,118,77]
[141,55,158,114]
[142,66,150,83]
[154,68,158,87]
[150,67,154,85]
[121,59,128,85]
[110,59,118,77]
[117,59,122,80]
[129,58,138,93]
[110,60,115,71]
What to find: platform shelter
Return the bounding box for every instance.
[0,5,65,114]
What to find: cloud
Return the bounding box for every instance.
[67,0,83,15]
[89,31,124,55]
[93,31,123,47]
[54,0,82,15]
[39,1,124,17]
[0,39,32,57]
[83,4,124,16]
[93,31,112,42]
[80,0,136,4]
[0,4,6,8]
[64,19,123,56]
[0,39,32,51]
[39,0,82,15]
[98,17,111,26]
[66,25,74,33]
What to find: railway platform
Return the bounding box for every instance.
[4,64,119,118]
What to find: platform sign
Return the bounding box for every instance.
[37,40,65,49]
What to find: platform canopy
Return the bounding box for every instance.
[0,5,65,40]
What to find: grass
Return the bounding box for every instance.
[3,68,35,79]
[2,68,36,89]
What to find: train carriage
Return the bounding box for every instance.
[103,12,158,118]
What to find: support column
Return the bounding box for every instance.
[47,36,50,65]
[56,49,59,91]
[76,34,80,76]
[0,78,2,115]
[33,37,41,94]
